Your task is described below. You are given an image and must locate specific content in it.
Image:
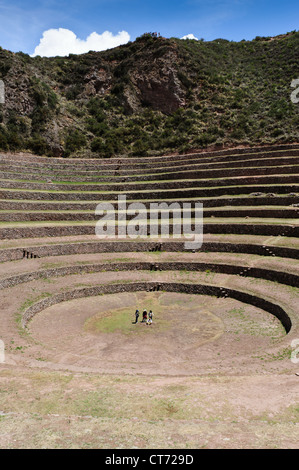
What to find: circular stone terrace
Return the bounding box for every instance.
[0,144,298,377]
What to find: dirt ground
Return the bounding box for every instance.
[0,286,298,449]
[0,229,298,449]
[26,291,288,376]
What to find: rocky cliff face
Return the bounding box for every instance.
[129,48,186,114]
[0,32,298,157]
[80,43,186,114]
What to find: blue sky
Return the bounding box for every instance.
[0,0,298,56]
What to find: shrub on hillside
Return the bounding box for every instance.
[27,134,49,155]
[64,129,87,157]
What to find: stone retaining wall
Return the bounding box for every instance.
[0,208,297,222]
[0,196,297,212]
[1,156,299,179]
[1,184,298,202]
[2,164,299,183]
[21,281,292,333]
[1,144,299,166]
[0,223,298,240]
[0,240,298,262]
[1,174,299,193]
[7,152,295,172]
[1,261,298,291]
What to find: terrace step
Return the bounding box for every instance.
[1,196,298,211]
[2,143,299,164]
[1,147,299,171]
[0,239,298,262]
[18,280,293,333]
[1,157,299,179]
[2,163,299,183]
[6,259,295,289]
[1,184,298,202]
[1,173,299,192]
[0,222,298,240]
[0,207,298,222]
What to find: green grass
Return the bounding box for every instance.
[84,306,142,334]
[18,292,52,314]
[1,204,296,212]
[84,293,168,335]
[1,192,297,204]
[0,217,297,227]
[1,179,299,194]
[253,346,294,362]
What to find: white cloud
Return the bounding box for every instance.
[32,28,130,57]
[181,33,199,40]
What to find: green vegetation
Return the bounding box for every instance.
[0,31,298,157]
[84,293,168,334]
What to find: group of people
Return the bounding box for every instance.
[134,308,153,325]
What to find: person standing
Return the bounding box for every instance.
[142,309,147,322]
[147,310,153,325]
[135,309,140,323]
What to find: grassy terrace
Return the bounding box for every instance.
[1,183,299,194]
[1,150,299,169]
[6,160,295,174]
[0,195,298,206]
[1,147,297,307]
[0,218,298,227]
[1,165,299,180]
[1,171,299,184]
[0,205,297,213]
[1,160,299,178]
[1,176,299,190]
[1,235,299,252]
[1,161,298,179]
[1,148,298,169]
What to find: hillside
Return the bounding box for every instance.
[0,31,298,158]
